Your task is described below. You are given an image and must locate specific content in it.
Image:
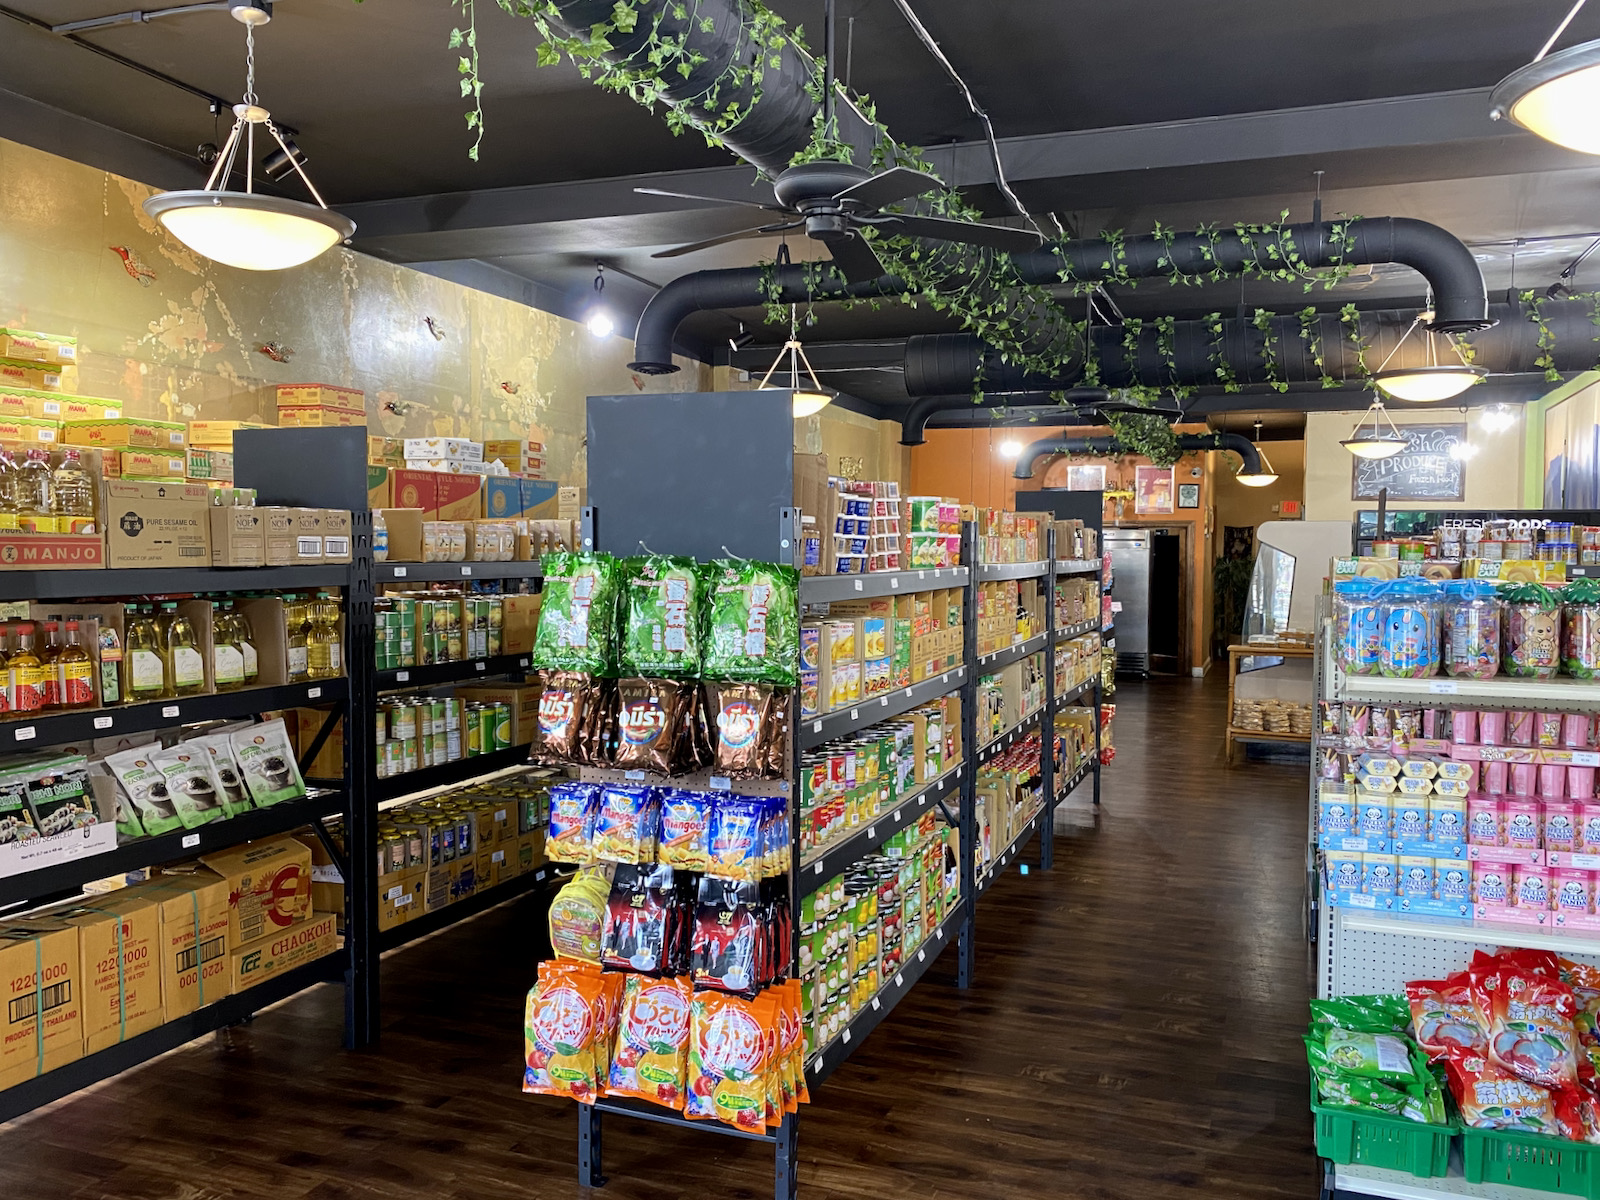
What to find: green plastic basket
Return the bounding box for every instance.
[1310,1079,1455,1178]
[1462,1127,1600,1199]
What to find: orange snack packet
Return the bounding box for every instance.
[607,974,693,1110]
[685,990,769,1130]
[524,960,607,1103]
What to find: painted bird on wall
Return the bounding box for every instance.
[109,246,156,285]
[257,342,294,363]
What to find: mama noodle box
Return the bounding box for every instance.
[199,836,312,949]
[0,329,76,365]
[58,893,163,1052]
[0,918,82,1089]
[230,910,336,993]
[137,870,231,1016]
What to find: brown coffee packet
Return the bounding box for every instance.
[577,678,618,768]
[613,678,687,775]
[763,687,791,779]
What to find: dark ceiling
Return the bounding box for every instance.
[4,0,1599,430]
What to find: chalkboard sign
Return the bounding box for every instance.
[1351,423,1468,501]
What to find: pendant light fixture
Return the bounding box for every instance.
[1491,0,1600,154]
[1235,419,1280,487]
[142,3,354,270]
[585,263,616,338]
[1372,310,1487,402]
[758,305,834,417]
[1342,397,1409,459]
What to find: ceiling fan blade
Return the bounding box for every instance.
[878,213,1043,254]
[824,232,889,284]
[650,221,803,259]
[634,186,791,214]
[834,166,944,211]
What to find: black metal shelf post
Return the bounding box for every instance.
[957,520,978,990]
[344,510,378,1048]
[1040,527,1057,871]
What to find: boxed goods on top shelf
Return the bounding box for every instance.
[0,329,76,366]
[1054,635,1101,697]
[976,578,1043,656]
[975,509,1043,565]
[802,585,964,718]
[1050,518,1099,563]
[0,357,73,393]
[275,383,366,429]
[791,455,960,575]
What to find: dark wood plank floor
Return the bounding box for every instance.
[0,674,1318,1199]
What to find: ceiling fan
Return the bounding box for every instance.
[637,161,1044,283]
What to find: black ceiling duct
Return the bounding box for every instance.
[1012,433,1264,481]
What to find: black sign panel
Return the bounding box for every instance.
[1351,423,1468,501]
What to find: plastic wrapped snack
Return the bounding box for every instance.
[1502,582,1562,679]
[612,678,692,774]
[1470,958,1579,1088]
[706,682,778,780]
[601,863,679,974]
[621,555,705,677]
[523,960,624,1103]
[592,784,660,865]
[1445,1044,1563,1133]
[532,551,624,675]
[702,559,799,686]
[607,973,693,1109]
[1405,978,1486,1059]
[658,789,713,871]
[705,794,765,882]
[1562,577,1600,679]
[685,989,769,1130]
[1378,579,1441,678]
[549,867,612,963]
[1333,579,1382,676]
[1442,579,1502,680]
[546,781,601,863]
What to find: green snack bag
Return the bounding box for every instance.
[1309,994,1412,1033]
[1306,1028,1423,1083]
[1313,1068,1414,1117]
[533,551,624,675]
[702,558,799,686]
[621,554,704,677]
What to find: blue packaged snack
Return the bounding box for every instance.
[547,781,601,863]
[658,789,713,871]
[706,794,765,882]
[592,784,660,864]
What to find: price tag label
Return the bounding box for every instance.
[942,673,949,683]
[475,662,486,672]
[867,825,876,839]
[535,870,546,881]
[1574,752,1600,768]
[461,566,473,576]
[918,571,926,581]
[917,949,926,963]
[814,861,826,875]
[850,708,859,720]
[392,566,408,578]
[162,706,179,718]
[919,795,927,807]
[396,671,410,683]
[308,686,322,699]
[13,726,34,742]
[853,579,863,592]
[1428,680,1458,694]
[182,833,200,849]
[709,776,732,791]
[813,720,822,733]
[935,926,944,940]
[624,770,646,781]
[810,1058,822,1075]
[841,1029,851,1044]
[904,688,913,698]
[890,578,900,590]
[93,716,112,730]
[894,973,904,988]
[871,997,881,1011]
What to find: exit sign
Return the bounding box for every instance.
[1281,500,1302,518]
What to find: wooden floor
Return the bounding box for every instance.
[0,674,1319,1199]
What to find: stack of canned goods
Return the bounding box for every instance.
[375,691,513,778]
[797,722,917,858]
[372,775,552,872]
[374,592,504,671]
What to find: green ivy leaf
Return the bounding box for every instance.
[612,1,638,30]
[449,27,464,47]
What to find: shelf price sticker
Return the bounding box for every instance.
[1573,752,1600,768]
[624,770,647,781]
[871,997,881,1011]
[1428,680,1459,695]
[814,861,826,875]
[890,577,900,590]
[162,706,179,718]
[307,686,322,699]
[182,833,200,849]
[917,949,926,963]
[93,716,112,730]
[461,566,473,576]
[392,566,407,577]
[894,973,904,988]
[867,825,876,839]
[841,1029,851,1044]
[853,579,863,592]
[13,726,34,742]
[709,776,732,791]
[475,662,486,672]
[396,671,410,683]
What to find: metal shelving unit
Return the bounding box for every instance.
[972,559,1049,582]
[798,566,968,604]
[975,631,1048,672]
[799,764,963,891]
[374,561,543,584]
[376,653,532,691]
[0,564,351,603]
[798,667,967,751]
[976,805,1047,898]
[377,866,557,952]
[370,743,535,804]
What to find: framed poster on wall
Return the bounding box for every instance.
[1066,464,1106,491]
[1351,423,1468,501]
[1178,483,1200,509]
[1134,466,1175,514]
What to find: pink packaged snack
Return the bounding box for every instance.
[1473,862,1511,905]
[1555,868,1594,916]
[1546,800,1579,855]
[1570,766,1597,799]
[1504,799,1542,850]
[1508,710,1536,746]
[1564,714,1592,749]
[1514,862,1552,910]
[1539,713,1565,747]
[1580,800,1600,854]
[1479,710,1506,746]
[1542,764,1569,799]
[1510,762,1538,797]
[1452,710,1478,744]
[1484,761,1509,794]
[1468,795,1503,846]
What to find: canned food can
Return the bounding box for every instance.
[438,818,456,862]
[466,705,484,756]
[456,814,474,857]
[445,697,462,731]
[428,699,446,736]
[445,727,462,761]
[492,702,512,751]
[419,730,437,766]
[400,737,419,773]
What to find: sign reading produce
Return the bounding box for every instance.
[1351,423,1468,501]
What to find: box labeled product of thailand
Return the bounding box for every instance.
[187,420,269,449]
[278,404,366,427]
[59,894,164,1052]
[199,837,313,949]
[0,918,82,1089]
[0,388,119,421]
[0,415,59,446]
[62,416,184,451]
[0,359,68,392]
[103,480,210,567]
[136,870,231,1017]
[231,910,336,992]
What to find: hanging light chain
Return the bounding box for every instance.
[243,21,258,105]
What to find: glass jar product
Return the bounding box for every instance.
[1333,579,1383,676]
[8,622,44,713]
[57,621,94,708]
[124,605,165,701]
[1502,582,1562,679]
[50,448,96,534]
[1397,541,1427,563]
[1562,578,1600,679]
[1378,579,1442,678]
[1442,579,1502,680]
[14,449,54,534]
[160,601,205,696]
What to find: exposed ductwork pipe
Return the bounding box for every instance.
[901,297,1593,412]
[629,218,1490,373]
[899,389,1112,445]
[1012,433,1263,481]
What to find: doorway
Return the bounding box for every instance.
[1148,528,1185,674]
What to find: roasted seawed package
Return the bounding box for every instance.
[532,551,624,676]
[22,756,95,837]
[188,732,256,818]
[105,743,185,836]
[150,744,227,829]
[621,554,704,677]
[229,718,306,806]
[702,559,799,686]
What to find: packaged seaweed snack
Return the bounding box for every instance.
[607,973,693,1109]
[532,551,624,676]
[1405,979,1486,1059]
[549,867,612,963]
[691,875,762,994]
[706,794,765,882]
[592,784,660,865]
[658,789,713,871]
[602,863,680,974]
[546,781,602,864]
[685,990,769,1130]
[1471,958,1579,1088]
[613,679,690,774]
[702,559,799,686]
[622,555,704,678]
[151,744,227,829]
[1563,577,1600,679]
[187,732,255,818]
[228,718,306,807]
[707,682,775,780]
[1502,582,1562,679]
[105,743,184,837]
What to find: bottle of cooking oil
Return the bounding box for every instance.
[0,450,20,535]
[285,594,309,683]
[307,594,341,680]
[233,602,258,685]
[211,599,245,692]
[159,600,204,697]
[125,605,165,701]
[9,622,45,713]
[38,620,61,709]
[51,448,96,535]
[15,449,55,534]
[58,621,94,709]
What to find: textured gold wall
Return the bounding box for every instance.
[0,136,712,484]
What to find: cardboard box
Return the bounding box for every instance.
[0,329,77,365]
[231,911,337,993]
[0,415,60,446]
[0,359,69,392]
[119,450,187,480]
[136,870,232,1017]
[210,505,265,567]
[377,508,424,562]
[0,531,103,570]
[520,479,560,518]
[390,469,438,515]
[0,389,119,421]
[376,869,424,933]
[63,416,184,451]
[368,436,404,467]
[500,594,543,654]
[199,837,313,949]
[188,420,268,449]
[58,894,164,1052]
[558,485,586,521]
[457,683,539,747]
[482,477,526,520]
[322,509,352,563]
[277,404,366,428]
[263,507,296,566]
[289,508,324,563]
[102,480,210,568]
[186,448,233,482]
[435,473,482,522]
[275,383,364,409]
[0,918,82,1089]
[517,831,546,874]
[367,465,391,509]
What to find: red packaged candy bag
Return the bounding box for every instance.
[1446,1044,1563,1133]
[1470,961,1580,1088]
[1406,978,1487,1060]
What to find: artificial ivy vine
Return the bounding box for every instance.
[1297,307,1339,389]
[1340,303,1373,381]
[1204,313,1239,394]
[1252,308,1288,394]
[449,0,485,159]
[1520,291,1561,383]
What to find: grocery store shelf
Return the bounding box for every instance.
[975,706,1043,765]
[798,667,966,751]
[591,1094,779,1143]
[1054,618,1099,643]
[800,764,963,893]
[1057,676,1097,707]
[0,951,341,1125]
[1054,559,1100,575]
[799,567,968,604]
[1331,1161,1568,1200]
[375,561,543,584]
[973,560,1048,581]
[371,743,533,803]
[1332,906,1600,955]
[975,805,1046,898]
[0,565,351,602]
[378,865,555,952]
[806,904,963,1088]
[0,678,346,752]
[0,789,345,909]
[376,653,531,691]
[975,632,1047,671]
[1339,674,1600,711]
[1055,759,1093,800]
